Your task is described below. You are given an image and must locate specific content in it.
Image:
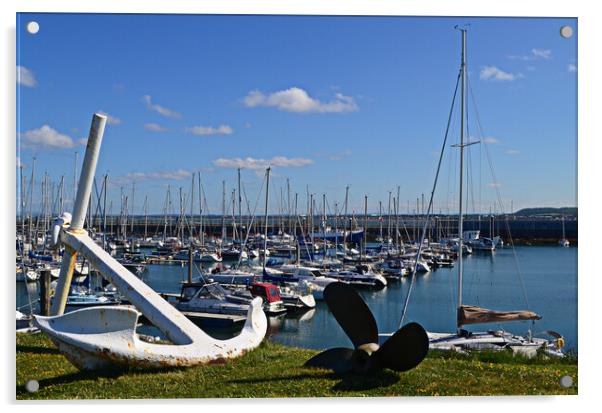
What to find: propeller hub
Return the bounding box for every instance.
[351,343,379,373]
[357,342,380,354]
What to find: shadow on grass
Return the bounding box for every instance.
[16,364,187,397]
[226,369,400,392]
[17,369,125,397]
[17,345,62,355]
[332,370,400,391]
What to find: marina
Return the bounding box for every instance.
[17,244,578,352]
[14,12,579,399]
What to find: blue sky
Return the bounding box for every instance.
[16,14,577,215]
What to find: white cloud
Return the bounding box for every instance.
[98,110,122,125]
[117,169,192,183]
[480,66,522,81]
[506,149,520,155]
[482,136,501,144]
[243,87,358,113]
[213,156,314,170]
[507,49,552,61]
[488,182,502,188]
[144,123,169,133]
[17,66,37,87]
[568,63,577,73]
[531,49,552,59]
[20,125,76,149]
[142,95,182,119]
[185,124,233,136]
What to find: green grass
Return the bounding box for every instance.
[16,333,577,399]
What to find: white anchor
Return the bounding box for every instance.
[34,113,267,370]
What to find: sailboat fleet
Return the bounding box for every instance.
[16,29,571,360]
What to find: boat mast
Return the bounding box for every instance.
[378,201,383,242]
[334,202,339,254]
[387,191,392,245]
[143,195,148,240]
[457,28,467,326]
[237,168,242,245]
[221,180,226,242]
[363,195,368,261]
[102,175,108,250]
[198,172,204,247]
[393,197,398,252]
[19,165,25,244]
[262,167,271,272]
[130,181,135,235]
[28,157,36,246]
[322,193,327,260]
[190,173,195,242]
[343,185,349,248]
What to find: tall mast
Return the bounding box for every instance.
[378,201,383,242]
[73,151,78,211]
[334,201,339,253]
[262,167,271,272]
[287,178,291,235]
[387,191,392,244]
[343,185,349,247]
[393,197,398,252]
[130,181,135,234]
[190,173,195,241]
[363,195,368,261]
[19,165,25,242]
[143,195,148,240]
[310,193,314,245]
[59,175,64,214]
[28,157,36,245]
[231,189,237,244]
[322,193,327,259]
[102,175,107,249]
[221,180,226,241]
[198,172,204,246]
[457,28,467,323]
[237,168,242,244]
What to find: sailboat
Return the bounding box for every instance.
[559,215,570,247]
[423,28,565,357]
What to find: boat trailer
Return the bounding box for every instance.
[33,113,267,370]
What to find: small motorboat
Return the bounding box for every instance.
[196,251,223,263]
[230,282,287,315]
[173,282,251,316]
[278,283,316,310]
[207,268,258,285]
[16,267,39,282]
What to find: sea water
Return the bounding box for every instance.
[16,246,578,352]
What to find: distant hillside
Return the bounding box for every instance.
[514,207,577,217]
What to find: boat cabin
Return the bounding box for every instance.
[180,282,227,302]
[249,282,282,303]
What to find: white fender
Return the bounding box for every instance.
[50,212,71,249]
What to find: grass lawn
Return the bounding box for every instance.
[16,333,577,399]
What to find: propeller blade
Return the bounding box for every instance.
[304,347,355,374]
[323,282,378,348]
[370,322,429,372]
